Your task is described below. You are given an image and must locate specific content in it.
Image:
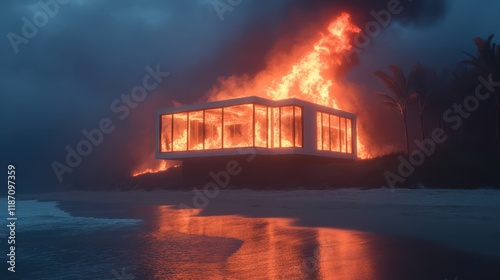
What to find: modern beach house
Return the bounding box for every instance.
[156,96,357,160]
[155,96,357,183]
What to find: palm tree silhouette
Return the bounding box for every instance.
[463,34,500,146]
[374,64,418,155]
[464,34,499,76]
[412,62,437,140]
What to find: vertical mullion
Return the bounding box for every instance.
[221,107,224,149]
[320,112,323,150]
[341,117,344,153]
[171,115,174,152]
[278,107,282,148]
[269,107,273,148]
[339,117,343,153]
[202,110,206,150]
[328,113,331,151]
[351,118,354,154]
[266,106,269,148]
[159,115,162,152]
[292,106,296,147]
[298,107,303,148]
[350,118,353,154]
[186,113,190,151]
[344,118,348,153]
[252,104,255,147]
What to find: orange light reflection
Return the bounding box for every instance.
[144,206,375,279]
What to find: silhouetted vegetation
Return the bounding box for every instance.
[374,65,418,155]
[463,34,500,146]
[371,33,500,188]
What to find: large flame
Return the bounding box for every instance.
[133,12,373,177]
[207,12,371,159]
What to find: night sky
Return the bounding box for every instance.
[1,0,499,192]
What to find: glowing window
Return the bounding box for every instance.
[254,104,268,148]
[280,106,294,148]
[160,102,305,152]
[346,118,352,154]
[294,106,303,147]
[316,111,353,154]
[160,114,172,152]
[317,112,322,150]
[223,104,254,148]
[322,113,330,151]
[204,108,222,150]
[188,111,204,151]
[172,113,188,151]
[271,107,280,148]
[330,115,340,152]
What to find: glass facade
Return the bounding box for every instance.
[316,112,354,154]
[204,108,222,149]
[160,104,303,152]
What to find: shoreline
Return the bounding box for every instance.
[18,188,500,259]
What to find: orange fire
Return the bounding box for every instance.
[132,160,179,177]
[207,12,372,158]
[133,12,373,176]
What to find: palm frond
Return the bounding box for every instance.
[389,64,407,96]
[462,51,481,67]
[374,70,400,98]
[464,34,500,76]
[374,92,403,114]
[375,91,399,104]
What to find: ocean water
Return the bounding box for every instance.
[1,199,499,279]
[1,200,143,279]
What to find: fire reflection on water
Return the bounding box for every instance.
[142,206,374,279]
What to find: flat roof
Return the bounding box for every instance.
[156,96,355,119]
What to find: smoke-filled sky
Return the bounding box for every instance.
[1,0,499,192]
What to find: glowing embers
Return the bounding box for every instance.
[316,112,353,153]
[159,104,303,152]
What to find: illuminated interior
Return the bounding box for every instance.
[157,97,357,159]
[316,111,353,153]
[160,103,304,152]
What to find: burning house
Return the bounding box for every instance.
[156,96,356,160]
[133,13,372,179]
[155,96,357,182]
